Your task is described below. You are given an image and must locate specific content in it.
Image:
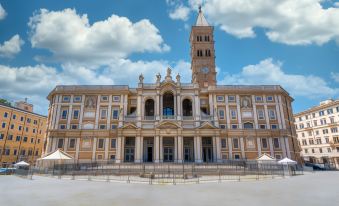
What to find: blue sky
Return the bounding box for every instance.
[0,0,339,115]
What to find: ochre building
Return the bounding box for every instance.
[45,10,300,163]
[0,101,47,166]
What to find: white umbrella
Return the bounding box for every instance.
[41,149,73,160]
[257,153,276,161]
[278,157,297,165]
[14,161,30,166]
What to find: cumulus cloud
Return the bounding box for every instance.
[0,34,24,58]
[331,72,339,83]
[0,4,6,20]
[0,60,191,115]
[28,8,170,65]
[169,5,191,21]
[219,58,339,98]
[168,0,339,45]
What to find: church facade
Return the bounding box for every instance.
[44,10,300,163]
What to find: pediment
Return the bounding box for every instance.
[160,81,176,89]
[198,122,217,129]
[121,123,138,129]
[157,121,181,129]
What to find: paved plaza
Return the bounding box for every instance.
[1,171,338,206]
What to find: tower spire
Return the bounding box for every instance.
[195,5,209,26]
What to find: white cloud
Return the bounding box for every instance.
[331,72,339,83]
[0,4,6,20]
[0,34,24,58]
[219,58,339,98]
[0,60,191,115]
[28,8,170,65]
[169,5,191,21]
[168,0,339,45]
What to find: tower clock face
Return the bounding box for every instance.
[202,67,209,74]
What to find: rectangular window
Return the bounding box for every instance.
[98,139,104,149]
[271,124,278,129]
[8,135,13,140]
[312,113,316,118]
[319,110,325,116]
[4,112,8,118]
[228,96,235,102]
[74,95,82,102]
[101,95,109,102]
[220,124,226,129]
[23,136,27,142]
[71,124,78,130]
[268,109,276,120]
[316,138,322,144]
[233,138,239,149]
[10,124,14,129]
[111,124,117,129]
[221,139,227,148]
[16,136,21,142]
[99,124,106,130]
[259,124,266,129]
[110,155,116,160]
[18,126,22,131]
[309,139,314,145]
[27,118,31,123]
[110,138,116,148]
[234,154,240,159]
[273,138,280,148]
[1,122,6,128]
[230,109,237,120]
[33,120,38,125]
[112,96,120,102]
[112,109,119,120]
[217,96,224,102]
[57,139,64,149]
[62,96,70,102]
[313,120,317,126]
[261,138,268,149]
[12,114,16,119]
[30,138,34,143]
[72,110,79,119]
[331,127,338,133]
[327,108,333,114]
[61,110,68,119]
[255,96,263,102]
[266,96,274,102]
[100,109,107,119]
[218,109,225,119]
[257,109,265,120]
[5,148,10,155]
[231,124,238,129]
[60,124,66,129]
[69,139,76,149]
[0,133,4,140]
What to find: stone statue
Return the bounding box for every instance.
[85,96,96,109]
[166,67,171,77]
[242,96,251,108]
[176,73,181,83]
[139,73,144,83]
[156,73,161,83]
[192,75,197,83]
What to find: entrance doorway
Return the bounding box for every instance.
[183,137,194,162]
[202,137,213,162]
[143,137,154,162]
[124,137,135,162]
[163,137,174,162]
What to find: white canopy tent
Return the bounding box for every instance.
[278,157,297,165]
[257,153,276,161]
[41,149,73,160]
[14,161,30,167]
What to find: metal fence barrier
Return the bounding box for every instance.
[23,160,303,184]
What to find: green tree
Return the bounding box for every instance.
[0,98,12,106]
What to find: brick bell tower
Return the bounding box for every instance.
[190,6,216,88]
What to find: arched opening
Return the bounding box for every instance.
[244,122,254,129]
[145,99,155,117]
[163,92,174,116]
[182,99,192,116]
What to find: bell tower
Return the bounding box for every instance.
[190,7,216,88]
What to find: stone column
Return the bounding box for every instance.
[225,95,231,129]
[107,95,112,129]
[177,136,183,163]
[66,95,73,129]
[92,138,97,161]
[174,136,178,161]
[78,95,85,129]
[194,94,201,127]
[54,96,62,130]
[269,137,274,157]
[275,95,282,129]
[240,137,245,159]
[263,95,270,129]
[252,95,258,129]
[159,136,163,162]
[116,137,122,163]
[284,137,291,158]
[135,136,140,163]
[216,136,222,162]
[155,136,160,163]
[104,138,109,160]
[280,137,287,158]
[137,94,142,127]
[194,136,202,163]
[278,95,286,129]
[212,137,217,162]
[63,138,68,152]
[257,137,262,157]
[236,95,242,129]
[156,92,160,120]
[177,94,181,120]
[94,95,101,129]
[228,138,233,159]
[75,138,80,159]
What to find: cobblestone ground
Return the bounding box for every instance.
[1,171,338,206]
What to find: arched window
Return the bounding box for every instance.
[182,99,193,116]
[145,99,155,116]
[163,92,174,116]
[244,122,254,129]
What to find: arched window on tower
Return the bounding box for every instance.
[182,99,193,117]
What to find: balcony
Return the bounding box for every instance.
[182,116,193,121]
[201,115,213,121]
[124,115,137,122]
[162,115,175,120]
[144,116,155,121]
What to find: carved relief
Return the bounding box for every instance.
[241,96,252,108]
[85,96,97,109]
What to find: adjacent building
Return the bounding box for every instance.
[44,9,300,163]
[0,100,47,167]
[294,99,339,168]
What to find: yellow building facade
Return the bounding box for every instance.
[0,102,47,167]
